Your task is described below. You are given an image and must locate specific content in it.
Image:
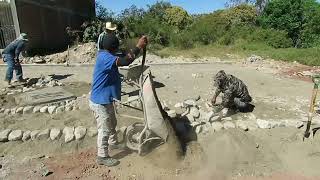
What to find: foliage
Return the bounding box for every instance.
[83,21,104,43]
[95,1,115,21]
[259,0,320,48]
[163,6,192,30]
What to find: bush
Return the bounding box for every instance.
[164,6,192,30]
[171,32,194,49]
[248,28,293,48]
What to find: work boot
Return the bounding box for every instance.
[6,80,13,88]
[109,143,127,151]
[96,156,119,167]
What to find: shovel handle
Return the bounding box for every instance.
[304,88,318,139]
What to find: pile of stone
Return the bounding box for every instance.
[36,75,63,88]
[0,126,98,143]
[165,99,305,136]
[22,42,96,64]
[0,99,79,117]
[246,55,263,63]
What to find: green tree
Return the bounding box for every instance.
[259,0,308,47]
[164,6,192,30]
[95,1,115,21]
[147,1,172,20]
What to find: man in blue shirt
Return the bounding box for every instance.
[89,33,147,167]
[1,33,28,86]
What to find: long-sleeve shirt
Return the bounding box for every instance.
[2,39,26,59]
[97,31,106,50]
[214,74,252,107]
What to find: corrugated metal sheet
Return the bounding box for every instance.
[0,0,16,49]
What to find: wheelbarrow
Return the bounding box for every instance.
[113,48,172,155]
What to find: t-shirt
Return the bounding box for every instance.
[90,50,121,105]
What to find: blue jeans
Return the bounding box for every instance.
[3,54,23,82]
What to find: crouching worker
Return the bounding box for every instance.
[211,70,253,114]
[89,34,148,167]
[2,33,28,87]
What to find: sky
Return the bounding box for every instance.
[100,0,229,15]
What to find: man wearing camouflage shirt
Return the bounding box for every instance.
[211,70,252,112]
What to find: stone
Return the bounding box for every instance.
[221,108,229,117]
[282,120,304,128]
[37,129,50,140]
[222,117,233,121]
[8,130,23,141]
[55,106,65,114]
[256,119,271,129]
[194,95,201,101]
[87,127,98,137]
[190,107,200,118]
[75,126,87,140]
[50,128,61,140]
[4,109,10,115]
[236,121,249,131]
[174,103,183,108]
[184,99,196,107]
[190,121,202,127]
[202,123,212,133]
[63,127,75,143]
[247,55,263,63]
[186,114,195,122]
[0,108,4,113]
[0,129,12,142]
[23,106,34,114]
[48,106,57,114]
[205,102,213,111]
[211,122,223,131]
[195,125,202,134]
[166,110,177,118]
[31,130,40,140]
[210,115,221,122]
[22,131,31,141]
[16,107,24,114]
[65,106,73,111]
[40,106,48,113]
[33,106,42,113]
[224,121,236,129]
[269,121,282,128]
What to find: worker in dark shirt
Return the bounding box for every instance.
[89,33,148,167]
[211,70,252,112]
[1,33,28,86]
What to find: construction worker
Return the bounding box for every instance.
[211,70,252,113]
[89,33,148,167]
[97,22,117,50]
[1,33,28,87]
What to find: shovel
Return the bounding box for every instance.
[303,75,320,141]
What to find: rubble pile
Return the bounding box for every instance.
[163,98,306,136]
[36,75,63,87]
[23,43,96,64]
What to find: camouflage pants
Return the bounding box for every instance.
[89,100,118,158]
[234,97,249,109]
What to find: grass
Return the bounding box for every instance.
[153,42,320,66]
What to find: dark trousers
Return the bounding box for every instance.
[3,54,23,82]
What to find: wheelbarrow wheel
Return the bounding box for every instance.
[125,122,145,152]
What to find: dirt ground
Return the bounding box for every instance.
[1,56,320,180]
